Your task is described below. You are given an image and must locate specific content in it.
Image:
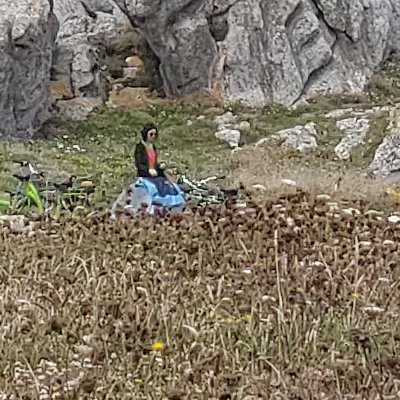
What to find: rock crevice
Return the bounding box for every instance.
[114,0,400,106]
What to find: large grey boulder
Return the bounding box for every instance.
[113,0,400,107]
[0,0,58,137]
[52,0,128,99]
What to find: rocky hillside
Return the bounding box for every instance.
[114,0,400,106]
[1,0,400,137]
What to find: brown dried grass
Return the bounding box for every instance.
[230,145,395,210]
[0,190,400,399]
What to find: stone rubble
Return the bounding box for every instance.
[213,111,251,148]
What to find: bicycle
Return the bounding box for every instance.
[0,160,96,217]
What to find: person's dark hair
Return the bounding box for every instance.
[140,123,158,142]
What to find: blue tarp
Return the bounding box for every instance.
[133,177,186,211]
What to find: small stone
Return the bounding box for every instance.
[362,305,385,313]
[215,129,241,148]
[213,111,235,127]
[125,55,144,68]
[388,215,400,223]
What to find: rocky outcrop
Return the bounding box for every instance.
[52,0,127,99]
[369,134,400,177]
[114,0,400,107]
[334,117,370,160]
[0,0,58,137]
[369,107,400,178]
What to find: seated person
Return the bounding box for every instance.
[134,123,179,198]
[134,123,166,178]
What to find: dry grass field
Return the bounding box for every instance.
[1,191,400,399]
[2,70,400,398]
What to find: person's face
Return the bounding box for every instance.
[147,128,157,142]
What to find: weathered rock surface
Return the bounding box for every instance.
[370,134,400,178]
[369,107,400,178]
[334,117,370,160]
[324,105,395,161]
[253,122,318,151]
[52,0,127,99]
[0,0,58,137]
[270,123,319,151]
[114,0,400,106]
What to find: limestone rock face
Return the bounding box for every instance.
[52,0,127,99]
[0,0,58,137]
[113,0,400,106]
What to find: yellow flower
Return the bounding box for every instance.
[242,314,252,322]
[220,317,235,324]
[151,342,166,351]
